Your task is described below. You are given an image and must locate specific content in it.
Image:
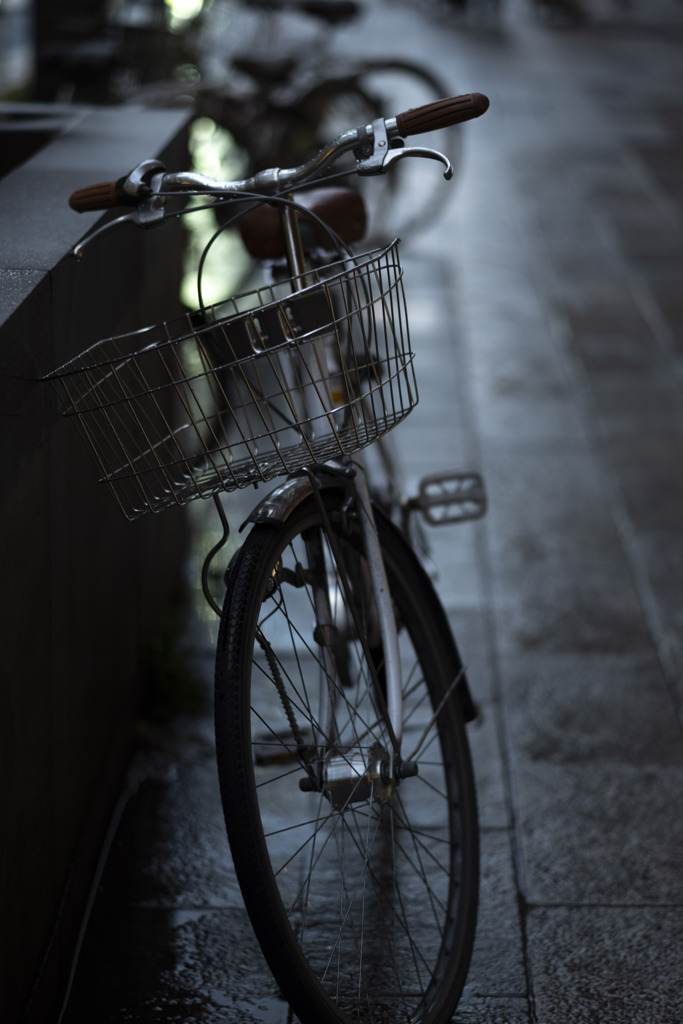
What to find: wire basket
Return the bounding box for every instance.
[45,240,417,519]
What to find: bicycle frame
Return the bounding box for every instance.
[278,199,405,761]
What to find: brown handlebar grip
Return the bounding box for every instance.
[395,92,490,138]
[69,181,122,212]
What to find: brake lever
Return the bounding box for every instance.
[355,117,453,179]
[377,146,453,180]
[71,177,166,258]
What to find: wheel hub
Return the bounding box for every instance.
[322,742,393,809]
[323,745,393,806]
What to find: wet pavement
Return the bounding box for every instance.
[59,0,683,1021]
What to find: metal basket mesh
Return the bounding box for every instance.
[45,240,416,519]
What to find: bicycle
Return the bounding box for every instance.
[122,0,465,243]
[47,89,489,1024]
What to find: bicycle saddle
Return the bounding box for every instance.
[238,187,367,258]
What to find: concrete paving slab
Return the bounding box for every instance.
[484,445,652,655]
[470,826,528,992]
[468,702,511,829]
[502,651,683,767]
[511,757,683,904]
[498,649,683,903]
[527,906,683,1024]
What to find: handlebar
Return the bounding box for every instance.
[394,92,489,137]
[68,180,127,212]
[68,93,489,214]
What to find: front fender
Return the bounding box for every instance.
[242,472,350,529]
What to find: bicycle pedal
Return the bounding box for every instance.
[409,471,487,525]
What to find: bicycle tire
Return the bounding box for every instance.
[214,490,478,1024]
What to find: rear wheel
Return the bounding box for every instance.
[214,491,478,1024]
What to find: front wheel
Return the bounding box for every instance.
[214,491,478,1024]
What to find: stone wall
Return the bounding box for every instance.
[0,104,192,1022]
